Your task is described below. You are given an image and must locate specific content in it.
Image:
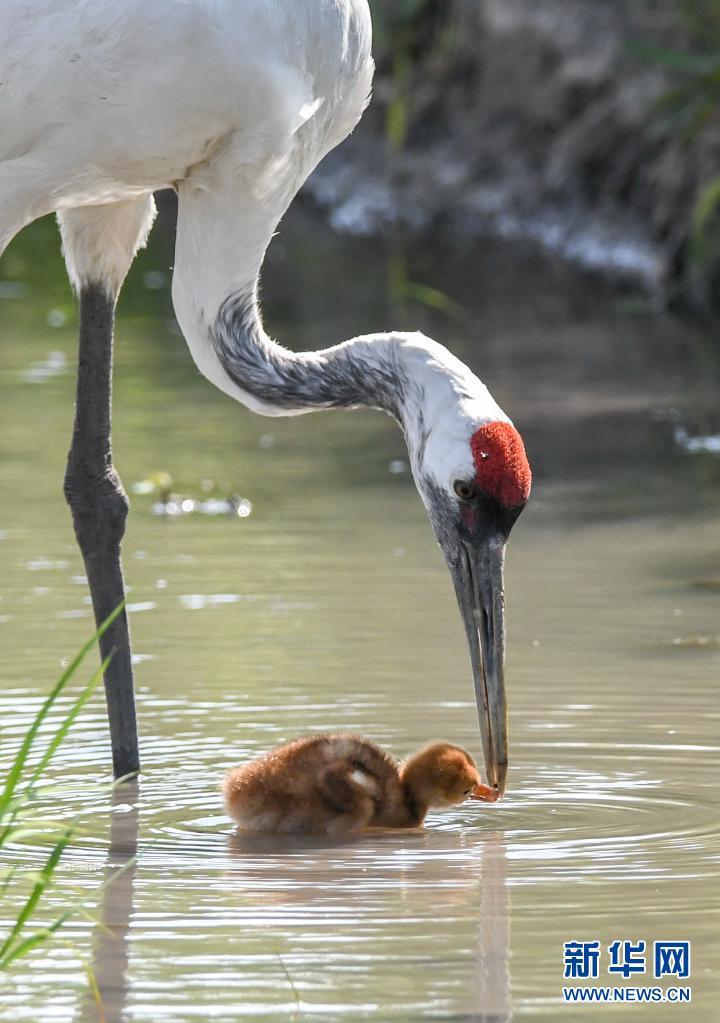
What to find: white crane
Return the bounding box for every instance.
[1,0,531,791]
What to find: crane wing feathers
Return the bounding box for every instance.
[0,0,373,216]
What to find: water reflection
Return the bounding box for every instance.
[473,836,511,1023]
[1,203,719,1020]
[223,825,512,1021]
[79,781,139,1023]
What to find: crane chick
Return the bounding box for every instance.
[223,734,498,836]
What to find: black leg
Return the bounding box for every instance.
[64,283,139,777]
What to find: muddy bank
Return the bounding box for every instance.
[307,0,720,310]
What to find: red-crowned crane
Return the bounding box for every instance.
[0,0,531,791]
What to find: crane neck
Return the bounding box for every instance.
[172,184,415,419]
[211,284,409,422]
[170,183,472,454]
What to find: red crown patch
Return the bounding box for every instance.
[470,422,531,508]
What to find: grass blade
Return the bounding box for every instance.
[0,866,18,902]
[0,826,74,962]
[0,601,125,817]
[0,848,136,969]
[0,913,71,969]
[693,173,720,237]
[404,280,465,320]
[85,959,106,1023]
[0,653,112,849]
[24,653,112,795]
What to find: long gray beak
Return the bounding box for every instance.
[450,536,508,795]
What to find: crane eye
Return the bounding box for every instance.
[453,480,477,502]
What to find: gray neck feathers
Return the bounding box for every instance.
[211,290,408,420]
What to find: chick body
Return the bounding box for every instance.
[223,734,493,835]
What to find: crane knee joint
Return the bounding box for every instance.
[64,463,129,547]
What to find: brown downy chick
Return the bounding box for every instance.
[396,742,497,827]
[223,734,497,836]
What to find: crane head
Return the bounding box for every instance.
[412,411,531,797]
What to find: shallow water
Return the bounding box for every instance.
[1,202,719,1021]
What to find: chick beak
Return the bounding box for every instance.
[468,782,500,803]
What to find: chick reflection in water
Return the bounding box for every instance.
[223,735,498,836]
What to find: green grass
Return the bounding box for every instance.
[0,603,128,969]
[629,0,720,264]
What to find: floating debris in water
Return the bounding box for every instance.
[151,495,252,518]
[180,593,257,610]
[131,653,157,665]
[127,601,156,614]
[56,608,92,620]
[674,426,720,455]
[133,471,252,518]
[21,350,67,383]
[671,635,720,649]
[25,558,70,571]
[0,530,7,541]
[152,497,192,516]
[388,459,407,474]
[235,498,253,518]
[259,434,275,449]
[132,471,173,497]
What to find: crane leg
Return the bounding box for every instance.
[64,283,138,777]
[59,198,156,778]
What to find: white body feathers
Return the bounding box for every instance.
[0,0,511,500]
[0,0,372,224]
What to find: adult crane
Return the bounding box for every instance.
[0,0,531,792]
